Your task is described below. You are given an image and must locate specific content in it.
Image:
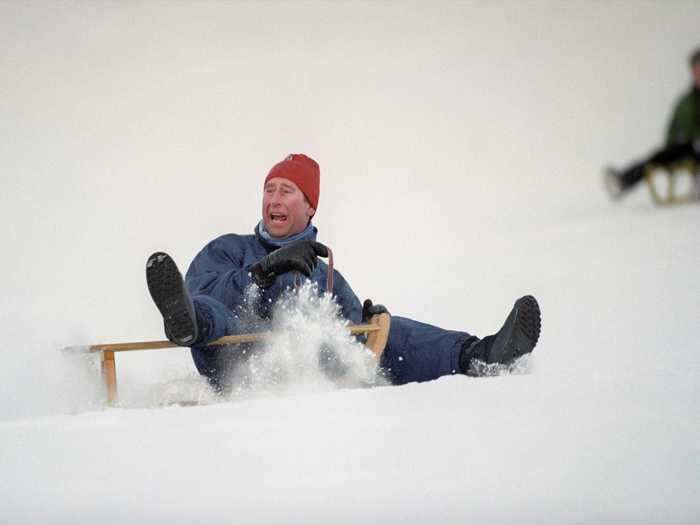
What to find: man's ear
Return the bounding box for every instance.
[307,207,316,218]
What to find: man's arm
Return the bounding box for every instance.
[185,235,258,311]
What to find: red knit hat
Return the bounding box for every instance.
[264,154,320,210]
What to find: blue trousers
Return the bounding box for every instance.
[190,295,476,388]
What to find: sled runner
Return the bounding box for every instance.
[63,313,391,406]
[644,159,699,205]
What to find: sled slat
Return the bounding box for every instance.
[74,317,391,406]
[86,322,383,353]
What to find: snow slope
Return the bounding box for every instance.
[1,2,699,523]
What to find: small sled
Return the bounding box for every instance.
[63,313,391,406]
[644,159,699,205]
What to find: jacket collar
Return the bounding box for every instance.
[254,220,317,250]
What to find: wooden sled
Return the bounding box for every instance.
[63,313,391,406]
[644,159,699,205]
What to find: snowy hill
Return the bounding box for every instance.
[1,2,699,523]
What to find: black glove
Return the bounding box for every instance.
[251,240,329,287]
[362,299,389,322]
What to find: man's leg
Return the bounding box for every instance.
[380,296,541,385]
[647,142,695,166]
[379,316,474,384]
[146,252,244,388]
[146,252,245,345]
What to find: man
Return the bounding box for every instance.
[146,154,541,392]
[605,47,700,199]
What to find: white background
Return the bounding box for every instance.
[1,1,699,523]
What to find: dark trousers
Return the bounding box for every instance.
[189,295,476,391]
[619,142,699,190]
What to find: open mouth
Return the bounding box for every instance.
[269,212,288,224]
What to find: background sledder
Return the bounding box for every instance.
[604,47,700,205]
[146,153,542,396]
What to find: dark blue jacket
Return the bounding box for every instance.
[183,225,364,386]
[184,225,363,325]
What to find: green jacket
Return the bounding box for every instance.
[666,88,700,146]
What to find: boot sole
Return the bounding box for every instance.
[489,295,541,364]
[146,252,198,346]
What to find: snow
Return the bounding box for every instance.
[1,1,699,523]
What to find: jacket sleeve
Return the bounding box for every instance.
[185,236,257,311]
[665,93,692,146]
[330,269,363,325]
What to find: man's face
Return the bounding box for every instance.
[262,177,315,238]
[693,63,700,89]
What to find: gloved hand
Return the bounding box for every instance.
[251,240,329,287]
[362,299,389,322]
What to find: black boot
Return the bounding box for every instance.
[604,164,646,200]
[603,167,625,200]
[146,252,199,346]
[460,295,541,373]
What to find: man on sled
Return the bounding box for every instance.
[147,154,542,393]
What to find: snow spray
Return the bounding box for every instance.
[225,281,386,399]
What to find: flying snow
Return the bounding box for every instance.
[226,281,386,399]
